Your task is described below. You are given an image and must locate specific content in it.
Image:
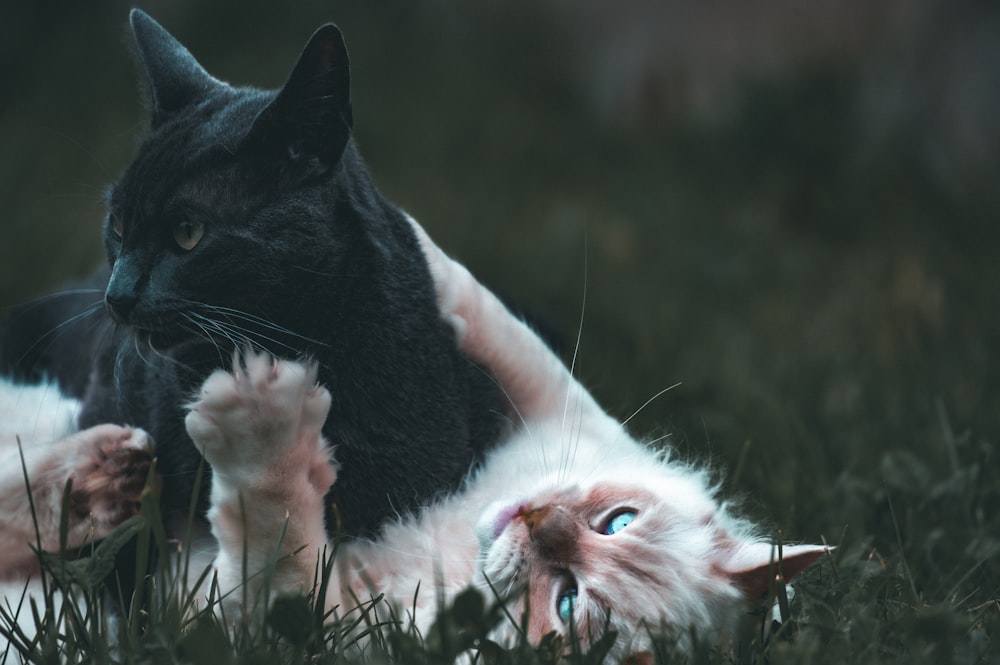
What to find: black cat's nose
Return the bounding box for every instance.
[106,257,141,323]
[105,286,138,323]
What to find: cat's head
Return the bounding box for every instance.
[476,464,826,658]
[102,11,362,353]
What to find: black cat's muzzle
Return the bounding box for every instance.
[139,325,196,352]
[104,295,198,352]
[105,290,137,325]
[114,315,196,352]
[106,256,199,351]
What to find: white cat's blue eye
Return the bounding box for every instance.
[557,587,577,623]
[603,511,636,536]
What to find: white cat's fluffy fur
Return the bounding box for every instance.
[0,219,825,660]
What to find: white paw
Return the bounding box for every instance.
[184,352,333,488]
[68,425,153,537]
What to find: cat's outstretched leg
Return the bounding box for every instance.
[0,424,151,578]
[184,352,337,615]
[408,216,605,426]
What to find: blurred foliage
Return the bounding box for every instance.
[2,0,998,661]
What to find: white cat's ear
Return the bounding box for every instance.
[129,9,222,126]
[242,24,353,168]
[723,541,829,600]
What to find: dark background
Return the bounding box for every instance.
[3,1,999,651]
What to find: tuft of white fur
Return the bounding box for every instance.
[0,377,79,445]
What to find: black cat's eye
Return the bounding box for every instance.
[109,213,124,240]
[173,219,205,251]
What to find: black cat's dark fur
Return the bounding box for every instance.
[1,11,505,539]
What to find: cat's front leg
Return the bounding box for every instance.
[408,216,600,423]
[184,353,337,614]
[0,424,151,577]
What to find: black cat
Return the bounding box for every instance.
[0,10,505,540]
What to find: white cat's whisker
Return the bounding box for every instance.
[482,365,532,436]
[557,236,589,483]
[620,382,682,429]
[526,356,572,478]
[550,378,586,484]
[644,433,673,448]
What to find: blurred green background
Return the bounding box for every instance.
[2,1,999,655]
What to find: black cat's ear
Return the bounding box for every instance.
[129,9,221,126]
[242,24,353,168]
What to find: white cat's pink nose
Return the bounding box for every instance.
[522,505,580,561]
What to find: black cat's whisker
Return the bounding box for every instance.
[131,332,155,371]
[115,324,196,390]
[188,302,328,348]
[133,320,202,372]
[232,326,307,355]
[144,339,179,367]
[213,323,270,362]
[5,287,105,308]
[9,300,105,372]
[180,312,216,346]
[187,311,249,349]
[111,331,128,395]
[185,313,247,363]
[288,264,353,279]
[189,310,314,358]
[217,326,262,361]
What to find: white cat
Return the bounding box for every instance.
[180,217,827,660]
